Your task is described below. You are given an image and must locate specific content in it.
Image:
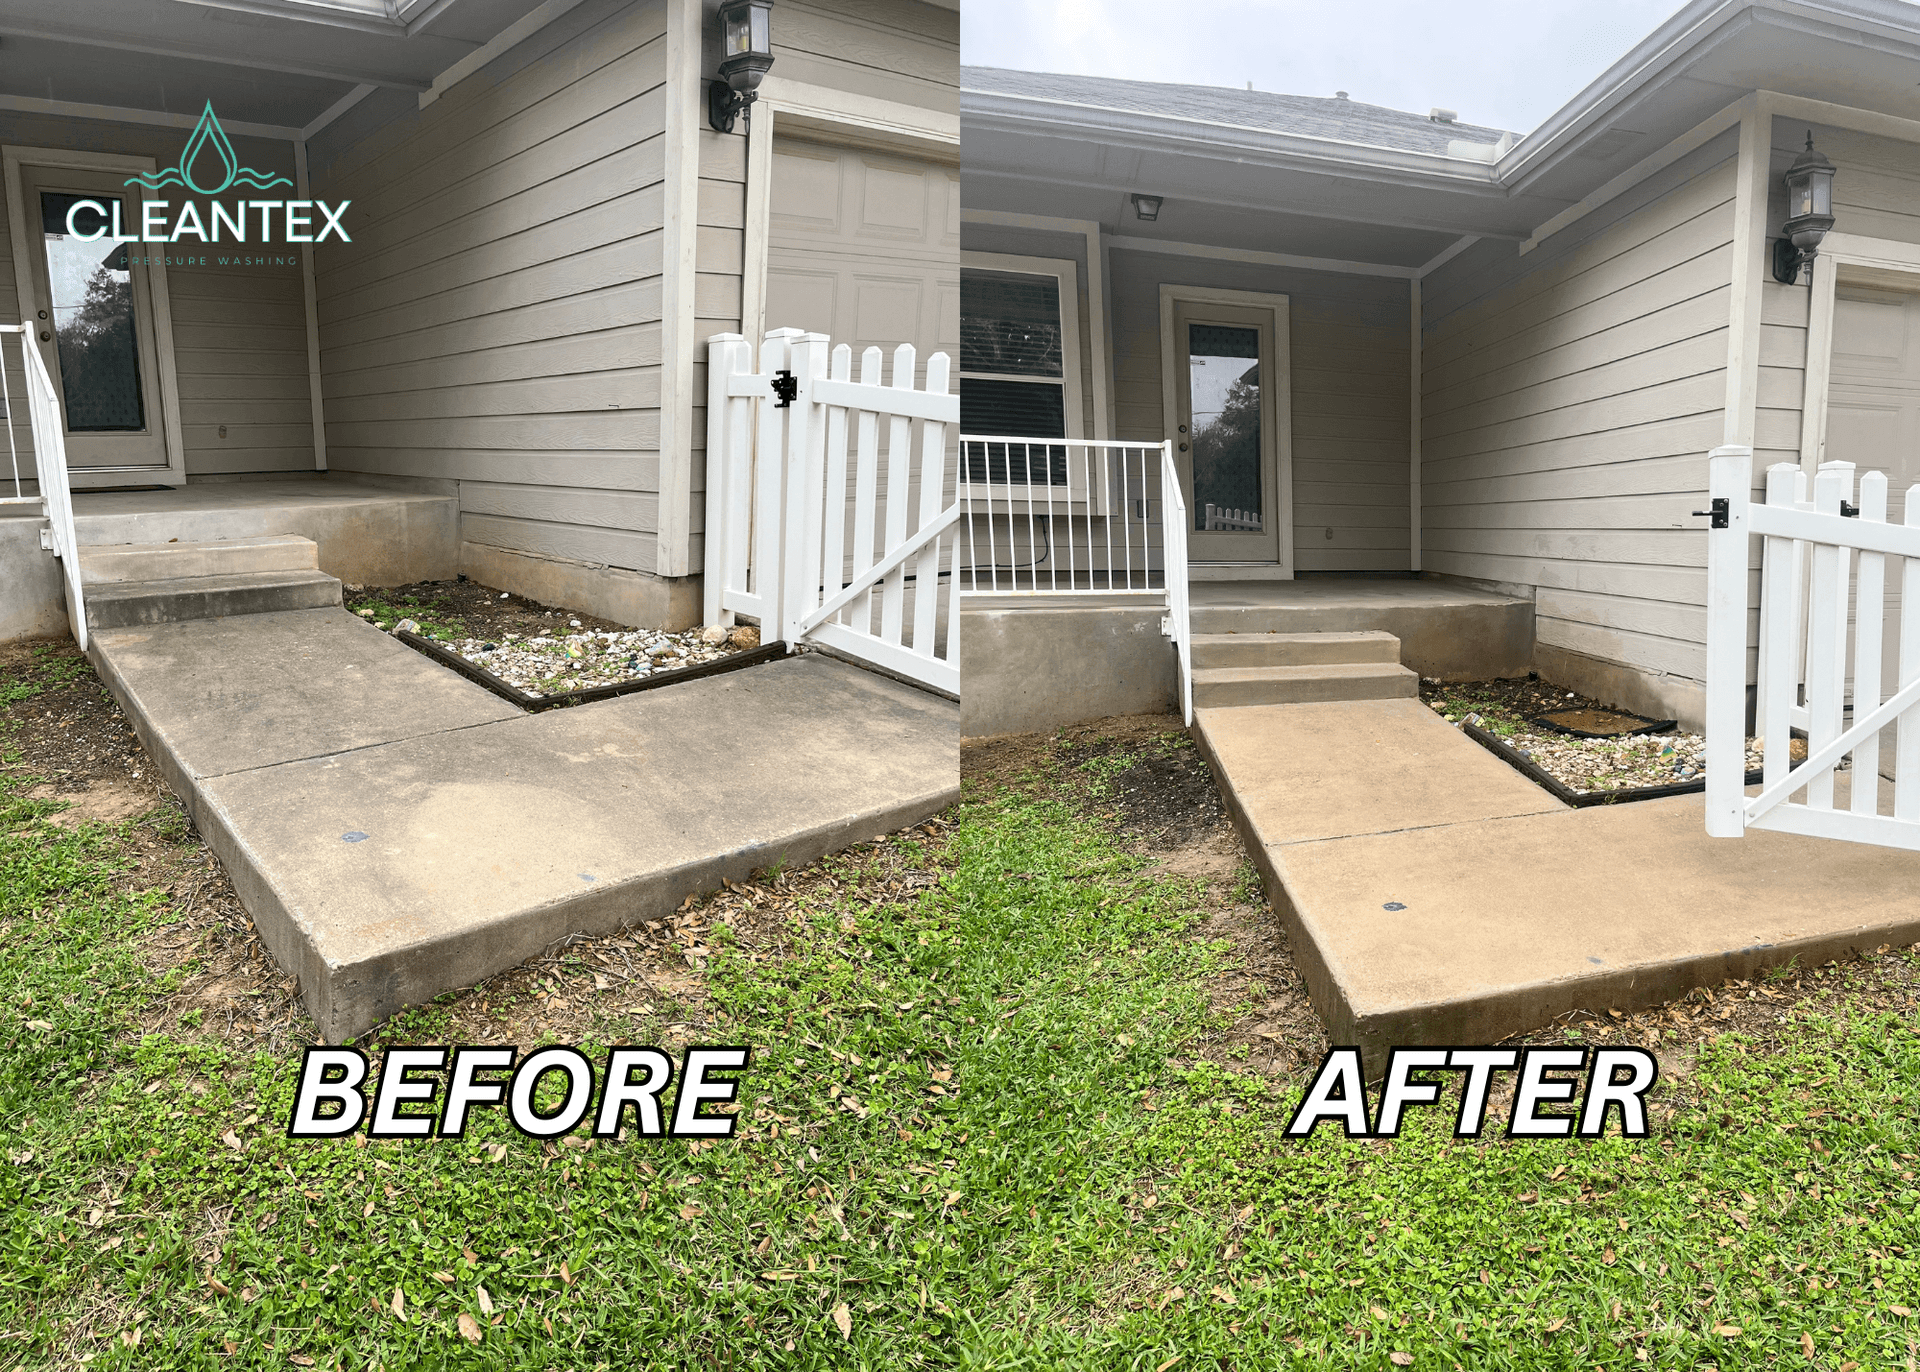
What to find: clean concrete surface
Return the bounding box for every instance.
[1201,699,1920,1068]
[1190,629,1400,669]
[85,570,344,628]
[87,615,959,1040]
[1191,661,1418,708]
[79,534,318,584]
[1190,577,1533,680]
[1195,700,1565,848]
[961,597,1176,737]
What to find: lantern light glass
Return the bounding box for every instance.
[1772,132,1837,284]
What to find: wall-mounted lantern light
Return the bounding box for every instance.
[1131,193,1163,222]
[1772,132,1836,284]
[708,0,775,134]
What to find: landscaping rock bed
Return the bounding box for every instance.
[1419,675,1795,798]
[342,578,758,699]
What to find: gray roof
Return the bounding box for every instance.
[961,66,1520,158]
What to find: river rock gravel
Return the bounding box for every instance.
[441,624,758,699]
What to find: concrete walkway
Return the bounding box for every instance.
[1196,698,1920,1067]
[90,609,958,1040]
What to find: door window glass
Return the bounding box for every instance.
[39,191,145,432]
[1189,323,1261,532]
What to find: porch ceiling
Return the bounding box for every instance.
[962,0,1920,262]
[0,0,547,130]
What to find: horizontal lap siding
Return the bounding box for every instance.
[1109,251,1411,572]
[0,112,312,477]
[1420,127,1739,687]
[311,0,670,576]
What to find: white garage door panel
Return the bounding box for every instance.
[765,137,957,599]
[765,137,957,374]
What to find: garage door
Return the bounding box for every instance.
[764,137,959,382]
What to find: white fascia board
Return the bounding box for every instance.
[420,0,592,108]
[0,93,303,141]
[0,19,431,90]
[960,92,1506,195]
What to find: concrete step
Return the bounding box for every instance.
[84,569,343,629]
[1191,661,1419,708]
[1190,629,1400,670]
[80,534,319,585]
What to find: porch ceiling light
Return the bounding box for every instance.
[1772,132,1836,285]
[1131,193,1163,222]
[709,0,775,134]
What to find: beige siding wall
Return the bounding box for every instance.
[1420,127,1740,691]
[771,0,958,119]
[0,111,313,479]
[310,0,670,575]
[689,129,747,572]
[1109,250,1413,573]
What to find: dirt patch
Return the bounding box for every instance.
[26,777,164,828]
[0,639,158,791]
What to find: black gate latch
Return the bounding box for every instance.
[1841,500,1860,518]
[770,369,799,408]
[1691,497,1729,529]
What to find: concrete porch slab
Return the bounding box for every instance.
[87,613,958,1040]
[1189,577,1533,679]
[1204,698,1920,1067]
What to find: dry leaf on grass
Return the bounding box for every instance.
[831,1303,852,1339]
[390,1286,406,1320]
[1390,1355,1414,1368]
[477,1284,494,1316]
[458,1313,483,1345]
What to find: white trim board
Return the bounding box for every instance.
[420,0,595,109]
[294,141,327,472]
[1110,234,1419,281]
[759,78,959,158]
[1410,275,1421,572]
[961,210,1110,439]
[960,249,1086,449]
[0,19,427,92]
[1158,283,1295,577]
[0,94,302,142]
[1725,98,1772,448]
[655,0,702,579]
[2,145,188,488]
[1798,232,1920,474]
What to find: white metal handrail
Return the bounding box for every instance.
[1704,446,1920,849]
[0,324,86,649]
[956,435,1192,722]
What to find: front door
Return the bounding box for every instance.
[1173,299,1280,562]
[16,163,174,477]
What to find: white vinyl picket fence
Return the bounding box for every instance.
[704,328,959,696]
[1704,445,1920,849]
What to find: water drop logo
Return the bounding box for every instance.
[123,103,292,195]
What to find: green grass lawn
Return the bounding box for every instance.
[1,676,1916,1368]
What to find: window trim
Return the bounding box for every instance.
[961,251,1103,509]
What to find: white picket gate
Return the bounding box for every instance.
[704,328,960,696]
[1704,444,1920,848]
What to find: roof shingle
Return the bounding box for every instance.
[962,66,1520,158]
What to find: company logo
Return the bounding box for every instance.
[61,100,348,250]
[123,103,292,195]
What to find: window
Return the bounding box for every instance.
[959,253,1082,486]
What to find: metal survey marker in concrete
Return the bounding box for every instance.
[88,608,959,1041]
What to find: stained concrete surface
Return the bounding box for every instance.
[1200,700,1920,1068]
[86,614,958,1040]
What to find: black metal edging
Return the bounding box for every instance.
[1458,718,1762,808]
[394,630,789,713]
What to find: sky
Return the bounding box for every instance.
[960,0,1694,137]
